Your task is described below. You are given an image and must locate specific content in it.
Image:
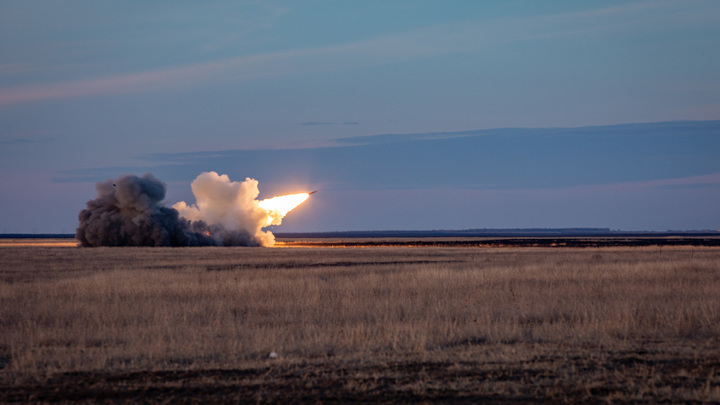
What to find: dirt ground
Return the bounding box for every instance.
[3,341,719,404]
[2,241,720,403]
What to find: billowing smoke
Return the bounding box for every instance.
[76,171,294,247]
[172,171,277,246]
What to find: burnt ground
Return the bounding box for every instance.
[3,343,720,404]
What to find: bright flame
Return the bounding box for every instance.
[258,192,310,226]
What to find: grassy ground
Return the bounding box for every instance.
[1,242,719,402]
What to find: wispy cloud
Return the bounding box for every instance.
[300,121,359,126]
[600,172,720,191]
[1,0,715,106]
[0,54,279,106]
[0,135,55,146]
[0,138,34,146]
[0,35,449,106]
[53,121,720,194]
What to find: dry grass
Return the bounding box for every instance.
[1,243,720,402]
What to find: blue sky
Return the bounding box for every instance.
[1,0,719,233]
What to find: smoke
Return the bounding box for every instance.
[76,172,287,247]
[172,171,277,246]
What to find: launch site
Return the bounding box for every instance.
[2,168,717,403]
[3,0,720,403]
[1,170,719,402]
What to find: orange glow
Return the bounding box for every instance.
[0,239,77,247]
[258,192,310,226]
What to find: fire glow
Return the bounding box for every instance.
[258,192,310,227]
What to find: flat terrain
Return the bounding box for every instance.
[1,240,720,403]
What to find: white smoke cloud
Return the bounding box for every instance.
[172,171,278,247]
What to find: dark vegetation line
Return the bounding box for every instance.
[275,229,720,239]
[4,229,719,240]
[280,238,720,248]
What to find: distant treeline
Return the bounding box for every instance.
[2,228,720,240]
[275,229,720,239]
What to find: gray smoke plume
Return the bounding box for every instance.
[76,173,262,247]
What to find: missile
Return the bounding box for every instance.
[309,190,317,195]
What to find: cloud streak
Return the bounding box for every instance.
[54,121,720,194]
[2,0,715,106]
[300,121,359,126]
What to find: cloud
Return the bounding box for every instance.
[4,0,715,106]
[54,121,720,194]
[0,138,34,146]
[0,59,249,106]
[0,32,453,106]
[620,173,720,191]
[299,122,334,126]
[300,121,359,126]
[0,136,54,148]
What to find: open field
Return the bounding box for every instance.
[1,241,720,402]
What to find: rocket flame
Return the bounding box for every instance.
[258,192,310,226]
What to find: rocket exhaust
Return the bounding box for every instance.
[77,172,313,247]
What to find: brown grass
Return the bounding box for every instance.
[1,243,720,402]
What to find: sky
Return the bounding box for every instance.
[1,0,719,234]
